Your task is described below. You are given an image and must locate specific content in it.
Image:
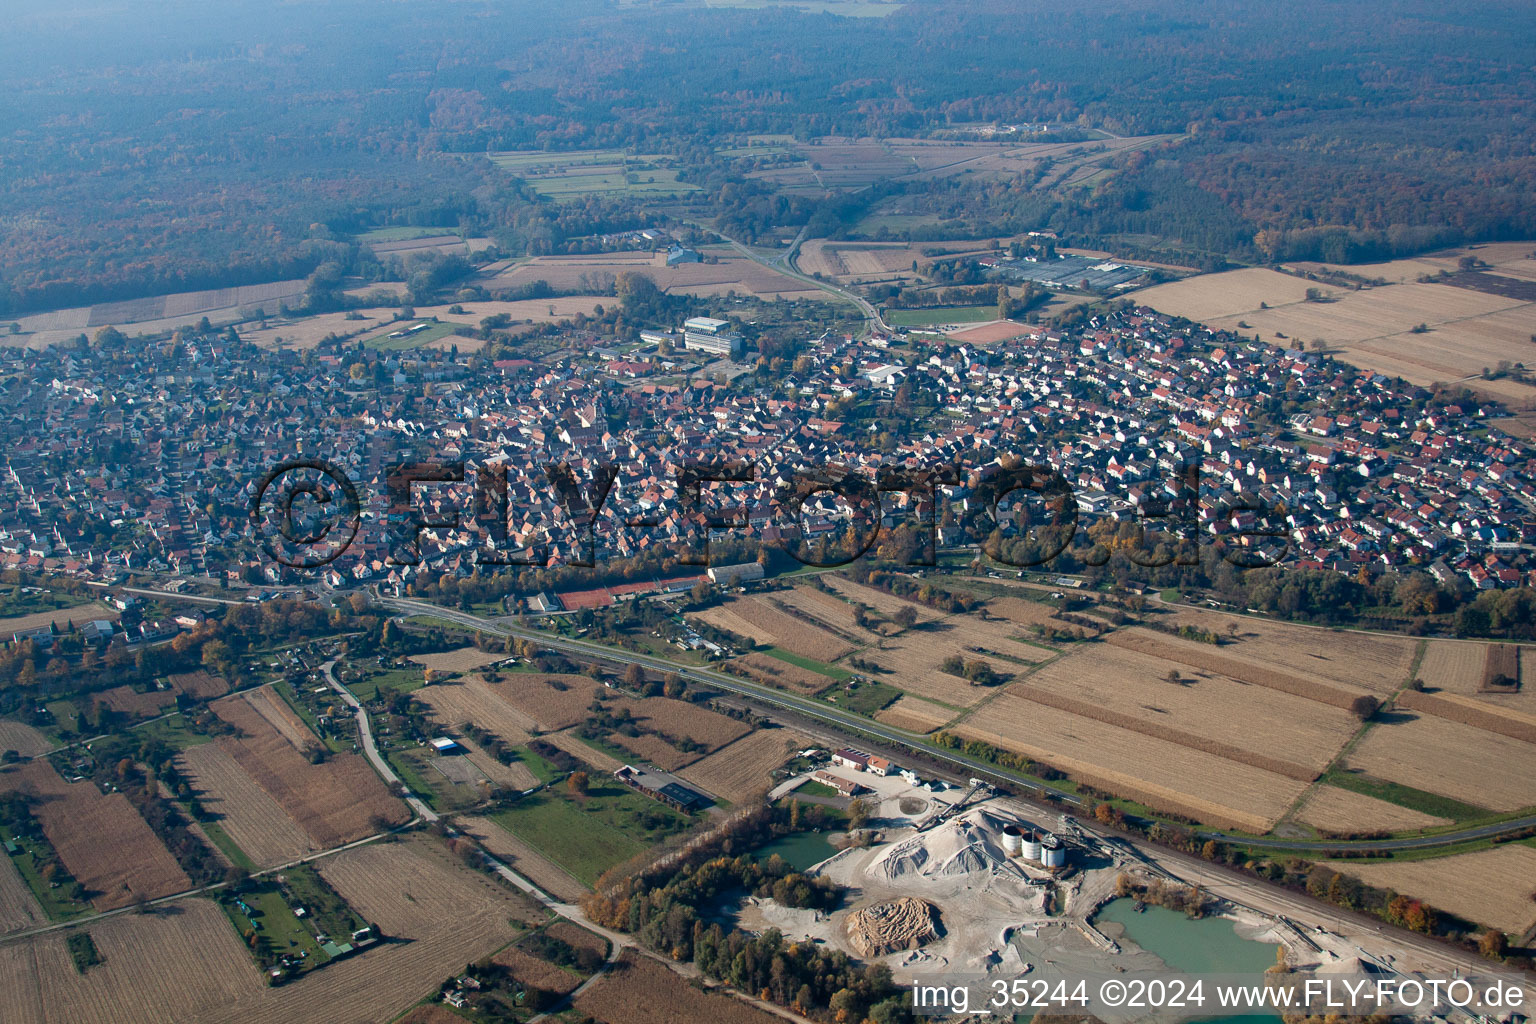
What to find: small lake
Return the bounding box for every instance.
[754,831,838,872]
[1095,898,1280,1024]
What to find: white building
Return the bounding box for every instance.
[682,316,743,357]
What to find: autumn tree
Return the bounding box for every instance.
[568,771,590,797]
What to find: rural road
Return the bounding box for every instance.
[320,658,438,823]
[381,595,1536,855]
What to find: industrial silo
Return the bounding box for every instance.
[1002,824,1024,856]
[1021,831,1043,862]
[1040,833,1066,868]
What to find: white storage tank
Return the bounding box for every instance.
[1040,833,1066,868]
[1021,831,1044,862]
[1002,824,1024,856]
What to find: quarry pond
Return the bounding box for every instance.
[1095,899,1279,975]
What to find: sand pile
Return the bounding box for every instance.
[870,807,1026,885]
[847,897,942,957]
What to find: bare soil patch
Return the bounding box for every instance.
[874,695,955,734]
[409,647,507,674]
[0,720,52,757]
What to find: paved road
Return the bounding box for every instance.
[382,595,1536,855]
[320,657,438,822]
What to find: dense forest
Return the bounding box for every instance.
[2,0,1534,313]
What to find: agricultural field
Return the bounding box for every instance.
[573,950,784,1024]
[853,615,1046,708]
[178,741,314,868]
[0,852,45,934]
[1106,629,1378,707]
[953,691,1309,832]
[490,779,693,886]
[1294,785,1451,835]
[6,279,310,350]
[0,600,117,636]
[1420,640,1536,716]
[210,695,409,848]
[479,251,821,301]
[677,727,809,803]
[243,686,317,753]
[456,814,589,902]
[165,670,228,701]
[408,646,507,674]
[0,720,54,757]
[0,761,190,911]
[1013,643,1357,774]
[874,694,955,734]
[444,735,539,792]
[1149,605,1419,693]
[730,651,836,694]
[541,728,623,772]
[1135,268,1536,405]
[796,239,999,285]
[1344,713,1536,811]
[771,585,887,644]
[416,676,536,744]
[0,898,263,1024]
[91,685,174,719]
[489,149,702,202]
[239,296,607,350]
[1328,844,1536,935]
[820,575,943,625]
[486,673,604,732]
[692,595,854,661]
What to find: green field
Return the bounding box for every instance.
[356,225,460,242]
[490,782,692,885]
[764,647,853,681]
[839,680,902,716]
[363,321,464,351]
[883,305,998,327]
[346,666,424,703]
[0,826,93,922]
[0,586,89,619]
[1321,770,1493,823]
[488,150,702,202]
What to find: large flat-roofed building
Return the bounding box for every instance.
[682,316,743,357]
[707,561,764,587]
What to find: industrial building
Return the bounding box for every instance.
[990,254,1151,291]
[707,561,764,587]
[681,316,743,357]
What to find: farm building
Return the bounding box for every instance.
[429,737,461,754]
[614,764,712,813]
[812,770,864,797]
[867,755,897,777]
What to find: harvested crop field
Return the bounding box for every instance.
[483,252,819,300]
[1346,714,1536,810]
[856,616,1046,708]
[166,670,228,700]
[989,596,1061,627]
[408,646,507,674]
[179,741,314,867]
[493,674,603,731]
[677,727,809,803]
[730,652,834,694]
[573,951,783,1024]
[211,696,408,847]
[240,687,314,751]
[822,576,942,624]
[543,728,622,771]
[1134,267,1336,321]
[1295,785,1451,834]
[875,695,955,734]
[1107,629,1372,709]
[1422,641,1536,714]
[0,761,189,910]
[1023,643,1357,772]
[953,693,1306,831]
[773,586,885,643]
[456,815,589,902]
[0,853,44,934]
[493,948,582,995]
[692,595,856,660]
[417,676,535,744]
[1329,845,1536,935]
[0,897,263,1024]
[608,732,699,771]
[92,685,174,718]
[734,595,854,661]
[1151,609,1417,692]
[1395,689,1536,744]
[0,602,117,635]
[451,735,539,791]
[610,695,748,752]
[0,720,53,756]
